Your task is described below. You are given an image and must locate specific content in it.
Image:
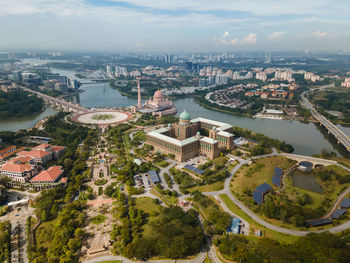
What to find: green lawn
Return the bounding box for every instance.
[135,197,160,214]
[187,181,224,193]
[219,194,299,244]
[35,219,56,248]
[231,156,296,195]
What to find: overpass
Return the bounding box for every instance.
[301,86,350,153]
[21,86,90,113]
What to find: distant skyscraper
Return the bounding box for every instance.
[265,51,271,64]
[164,54,173,63]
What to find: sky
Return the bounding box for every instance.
[0,0,349,52]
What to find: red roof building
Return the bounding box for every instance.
[30,166,64,184]
[17,150,52,165]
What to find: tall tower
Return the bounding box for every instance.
[137,79,141,108]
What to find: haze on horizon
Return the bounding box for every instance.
[1,0,349,53]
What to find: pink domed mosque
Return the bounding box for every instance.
[132,79,177,117]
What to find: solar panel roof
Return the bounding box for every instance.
[184,164,204,175]
[331,209,346,219]
[274,167,283,177]
[272,175,282,187]
[255,183,272,194]
[148,170,160,183]
[308,218,333,226]
[340,198,350,208]
[253,190,263,205]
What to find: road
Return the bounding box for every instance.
[300,85,350,152]
[20,86,89,113]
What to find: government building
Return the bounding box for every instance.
[146,110,235,162]
[131,79,177,117]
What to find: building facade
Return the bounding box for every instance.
[146,110,235,162]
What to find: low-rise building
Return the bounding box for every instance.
[30,166,64,184]
[1,156,38,183]
[146,111,235,162]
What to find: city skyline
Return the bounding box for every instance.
[1,0,350,52]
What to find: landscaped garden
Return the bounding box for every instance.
[230,156,350,229]
[92,113,115,120]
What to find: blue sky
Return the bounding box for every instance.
[0,0,349,52]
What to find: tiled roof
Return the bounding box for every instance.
[51,146,66,152]
[30,166,63,182]
[0,146,16,155]
[1,163,34,173]
[32,144,51,150]
[18,150,51,158]
[8,156,33,164]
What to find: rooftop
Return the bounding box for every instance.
[17,150,52,158]
[255,183,273,194]
[30,166,63,183]
[191,117,233,131]
[1,163,35,173]
[148,128,198,147]
[274,167,283,177]
[331,209,346,219]
[199,137,218,144]
[340,198,350,208]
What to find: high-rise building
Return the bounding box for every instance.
[215,75,228,85]
[164,54,173,63]
[265,51,271,64]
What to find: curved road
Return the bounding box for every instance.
[204,150,350,236]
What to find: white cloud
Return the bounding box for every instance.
[241,33,257,44]
[309,30,339,39]
[268,31,286,40]
[310,30,327,38]
[222,31,229,38]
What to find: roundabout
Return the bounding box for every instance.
[72,110,132,127]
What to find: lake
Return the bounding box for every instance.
[291,172,323,193]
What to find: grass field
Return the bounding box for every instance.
[219,194,299,243]
[187,181,224,193]
[231,156,296,195]
[134,197,160,214]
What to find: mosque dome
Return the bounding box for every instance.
[179,110,191,121]
[196,131,201,136]
[154,89,164,99]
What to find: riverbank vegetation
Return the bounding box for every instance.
[0,90,44,120]
[310,88,350,126]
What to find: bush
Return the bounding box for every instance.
[91,214,106,225]
[95,179,108,186]
[98,187,103,195]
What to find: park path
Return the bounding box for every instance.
[203,150,350,236]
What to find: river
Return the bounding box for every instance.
[1,64,349,157]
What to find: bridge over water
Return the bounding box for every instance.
[301,85,350,153]
[21,86,90,113]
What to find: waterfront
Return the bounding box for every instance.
[0,107,58,132]
[1,66,350,157]
[59,81,350,157]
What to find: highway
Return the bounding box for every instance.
[20,86,90,113]
[300,86,350,152]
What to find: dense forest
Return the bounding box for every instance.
[0,90,44,120]
[216,231,350,263]
[25,112,98,262]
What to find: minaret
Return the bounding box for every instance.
[137,79,141,108]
